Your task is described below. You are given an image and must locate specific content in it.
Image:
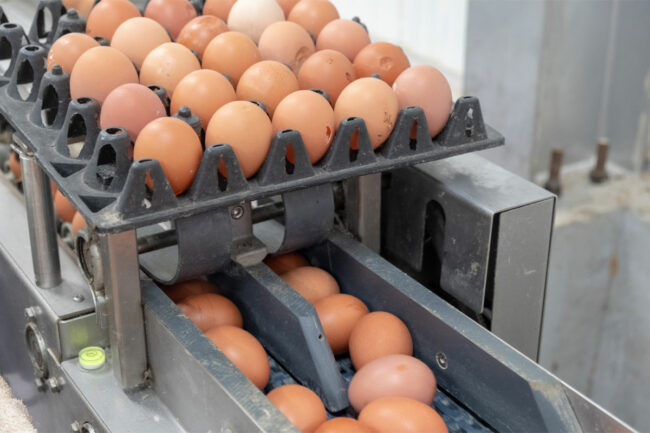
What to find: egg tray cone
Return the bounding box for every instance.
[0,15,504,234]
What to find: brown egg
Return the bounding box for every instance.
[71,211,87,234]
[353,42,410,86]
[101,84,167,141]
[54,191,76,223]
[86,0,141,42]
[358,397,448,433]
[9,153,21,182]
[334,77,398,149]
[227,0,285,43]
[348,354,436,412]
[202,31,261,87]
[315,417,376,433]
[298,49,355,105]
[144,0,197,40]
[258,21,315,73]
[267,384,327,433]
[112,17,171,70]
[178,293,243,331]
[170,70,236,130]
[62,0,95,19]
[203,0,237,21]
[163,279,217,303]
[288,0,338,38]
[393,66,453,138]
[177,15,228,59]
[272,90,335,163]
[348,312,413,370]
[314,294,368,355]
[47,33,99,74]
[264,252,309,274]
[206,326,270,389]
[317,19,370,62]
[280,266,340,304]
[276,0,300,17]
[133,117,203,195]
[205,101,272,178]
[70,46,139,104]
[237,61,299,117]
[140,42,200,97]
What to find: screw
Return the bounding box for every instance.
[47,377,61,393]
[80,422,97,433]
[24,306,40,320]
[544,148,563,196]
[590,137,610,183]
[435,352,448,370]
[231,205,244,219]
[73,294,85,303]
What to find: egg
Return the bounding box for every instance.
[140,42,200,97]
[298,49,355,105]
[280,266,339,304]
[178,293,243,331]
[264,252,309,274]
[8,153,21,182]
[70,46,139,104]
[317,19,370,62]
[334,77,398,149]
[272,90,335,164]
[111,17,171,70]
[227,0,285,43]
[86,0,141,42]
[358,397,448,433]
[314,417,376,433]
[144,0,197,40]
[206,326,270,389]
[392,66,453,138]
[62,0,95,19]
[47,33,99,74]
[258,21,315,73]
[275,0,300,17]
[177,15,228,59]
[348,354,436,412]
[170,70,235,130]
[71,211,87,234]
[287,0,338,38]
[202,32,261,87]
[54,191,76,223]
[100,84,167,141]
[353,42,410,86]
[205,101,272,178]
[237,61,299,117]
[348,312,413,370]
[133,117,203,195]
[267,384,327,433]
[163,279,217,303]
[314,294,368,355]
[203,0,237,21]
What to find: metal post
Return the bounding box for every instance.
[344,173,382,252]
[99,230,147,389]
[16,145,61,289]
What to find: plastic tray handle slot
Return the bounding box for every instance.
[0,22,29,78]
[29,65,70,128]
[320,117,376,171]
[52,9,86,41]
[7,44,46,102]
[436,96,488,146]
[258,129,315,186]
[188,143,249,201]
[28,0,65,47]
[55,97,100,159]
[381,106,434,159]
[84,128,132,192]
[116,159,178,217]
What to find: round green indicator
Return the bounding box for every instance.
[79,346,105,370]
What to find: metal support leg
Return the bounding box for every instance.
[344,173,381,252]
[99,230,147,390]
[16,145,61,289]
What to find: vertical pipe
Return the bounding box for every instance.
[17,146,61,289]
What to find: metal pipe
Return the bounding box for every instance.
[16,145,61,288]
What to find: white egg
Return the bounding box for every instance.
[227,0,285,43]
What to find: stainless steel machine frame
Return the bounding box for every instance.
[0,152,633,432]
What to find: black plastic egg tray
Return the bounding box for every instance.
[0,4,504,234]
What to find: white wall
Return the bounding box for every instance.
[331,0,468,98]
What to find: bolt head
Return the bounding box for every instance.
[435,352,448,370]
[231,205,244,219]
[24,307,37,319]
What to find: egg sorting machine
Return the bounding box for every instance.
[0,1,635,432]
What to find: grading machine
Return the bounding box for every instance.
[0,1,634,432]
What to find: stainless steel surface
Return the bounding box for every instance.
[142,281,297,433]
[343,173,381,252]
[16,143,61,289]
[230,202,267,266]
[98,231,147,389]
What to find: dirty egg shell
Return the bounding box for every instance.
[298,49,355,105]
[353,42,410,86]
[258,21,315,73]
